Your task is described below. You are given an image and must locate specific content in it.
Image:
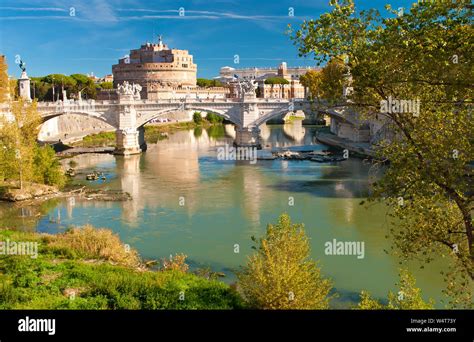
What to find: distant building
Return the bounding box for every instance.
[218,63,318,83]
[101,74,113,83]
[224,62,316,99]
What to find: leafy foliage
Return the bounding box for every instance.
[299,59,346,104]
[264,77,289,85]
[193,112,203,124]
[46,225,141,267]
[0,228,244,310]
[205,112,224,124]
[291,0,473,307]
[237,214,333,309]
[160,253,189,273]
[33,145,66,187]
[31,73,98,101]
[0,56,9,103]
[356,269,434,310]
[197,78,223,88]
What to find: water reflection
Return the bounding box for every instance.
[0,124,449,307]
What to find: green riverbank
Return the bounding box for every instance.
[0,227,243,309]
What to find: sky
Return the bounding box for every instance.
[0,0,415,79]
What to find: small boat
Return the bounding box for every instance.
[86,173,99,181]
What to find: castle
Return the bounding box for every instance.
[101,37,228,101]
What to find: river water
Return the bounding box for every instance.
[0,122,448,308]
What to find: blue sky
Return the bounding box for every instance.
[0,0,414,79]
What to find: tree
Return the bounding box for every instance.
[0,56,9,103]
[0,61,64,188]
[300,70,323,101]
[264,77,289,85]
[33,145,66,187]
[193,112,203,125]
[291,0,473,308]
[197,78,223,88]
[98,82,113,90]
[0,98,40,188]
[319,58,347,104]
[40,74,76,101]
[237,214,333,309]
[70,73,96,99]
[300,60,346,104]
[356,269,434,309]
[205,112,223,124]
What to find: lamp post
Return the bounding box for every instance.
[52,76,55,102]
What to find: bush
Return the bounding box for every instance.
[46,225,141,267]
[205,112,223,124]
[193,112,203,125]
[160,253,189,273]
[33,145,66,188]
[355,269,435,310]
[237,213,333,309]
[0,228,245,310]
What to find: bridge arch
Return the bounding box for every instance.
[254,107,299,127]
[40,110,117,128]
[38,111,116,142]
[136,106,241,128]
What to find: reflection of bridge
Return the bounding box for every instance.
[0,92,369,155]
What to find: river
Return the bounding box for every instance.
[0,121,448,308]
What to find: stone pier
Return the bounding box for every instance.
[114,89,142,155]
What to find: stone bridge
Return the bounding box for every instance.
[33,92,317,154]
[0,90,366,154]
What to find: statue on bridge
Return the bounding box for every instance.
[117,81,142,100]
[236,79,257,99]
[18,59,26,73]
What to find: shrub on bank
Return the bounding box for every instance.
[33,145,66,188]
[0,228,244,310]
[205,112,223,124]
[45,225,141,267]
[193,112,203,125]
[237,213,333,309]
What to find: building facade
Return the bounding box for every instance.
[101,37,232,101]
[218,63,318,82]
[225,62,315,99]
[111,37,198,99]
[221,62,316,100]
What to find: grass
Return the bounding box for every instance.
[284,115,305,122]
[0,227,244,309]
[45,225,141,267]
[72,131,116,148]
